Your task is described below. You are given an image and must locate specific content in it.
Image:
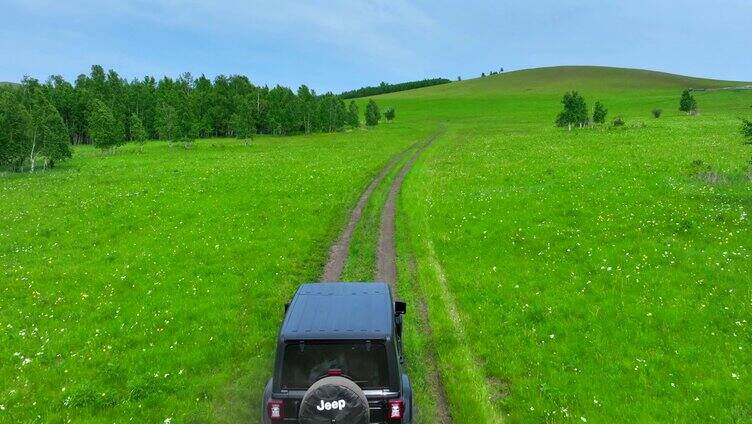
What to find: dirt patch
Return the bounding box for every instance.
[376,129,444,285]
[320,143,416,282]
[698,171,727,185]
[487,376,511,403]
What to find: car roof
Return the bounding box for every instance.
[279,282,394,341]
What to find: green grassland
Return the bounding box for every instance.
[0,127,429,422]
[2,66,751,423]
[381,67,752,422]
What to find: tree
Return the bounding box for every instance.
[652,108,663,118]
[316,94,348,132]
[231,96,257,145]
[481,72,486,77]
[742,118,752,144]
[14,85,72,172]
[592,101,607,124]
[679,89,697,115]
[130,113,147,151]
[339,78,450,99]
[155,102,179,143]
[0,89,32,171]
[30,97,71,170]
[365,100,380,126]
[347,101,359,127]
[556,91,588,131]
[298,85,316,134]
[89,99,123,153]
[384,107,396,122]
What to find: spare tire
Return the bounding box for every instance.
[298,376,369,424]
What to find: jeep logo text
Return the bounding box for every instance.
[317,399,346,411]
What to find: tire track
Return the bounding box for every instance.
[376,128,444,285]
[320,143,415,282]
[319,126,453,423]
[375,127,452,423]
[407,254,453,424]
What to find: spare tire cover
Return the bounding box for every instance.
[298,376,369,424]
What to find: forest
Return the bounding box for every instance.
[339,78,450,99]
[0,65,371,171]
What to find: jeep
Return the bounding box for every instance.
[261,282,412,423]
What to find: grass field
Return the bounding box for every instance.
[384,67,752,422]
[0,127,429,422]
[2,66,751,422]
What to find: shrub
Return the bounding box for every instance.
[347,101,359,127]
[384,108,395,122]
[612,116,625,127]
[741,118,752,144]
[688,159,711,175]
[679,89,698,115]
[365,100,380,126]
[555,91,588,130]
[652,108,663,118]
[592,101,608,124]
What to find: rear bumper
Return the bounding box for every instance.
[261,376,412,423]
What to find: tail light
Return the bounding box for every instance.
[327,368,343,376]
[267,399,284,421]
[388,399,404,421]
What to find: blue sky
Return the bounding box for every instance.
[2,0,751,93]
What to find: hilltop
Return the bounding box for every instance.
[376,66,750,98]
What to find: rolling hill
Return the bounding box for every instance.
[378,66,750,98]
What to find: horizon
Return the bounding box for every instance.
[2,1,751,93]
[2,64,749,94]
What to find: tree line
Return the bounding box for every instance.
[1,65,393,171]
[340,78,450,99]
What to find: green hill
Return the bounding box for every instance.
[379,66,750,98]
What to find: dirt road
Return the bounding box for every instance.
[319,127,452,423]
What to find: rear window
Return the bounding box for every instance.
[281,342,389,389]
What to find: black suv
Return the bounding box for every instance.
[261,282,412,423]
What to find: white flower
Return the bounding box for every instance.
[164,418,172,424]
[581,417,587,422]
[0,404,5,411]
[731,373,739,379]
